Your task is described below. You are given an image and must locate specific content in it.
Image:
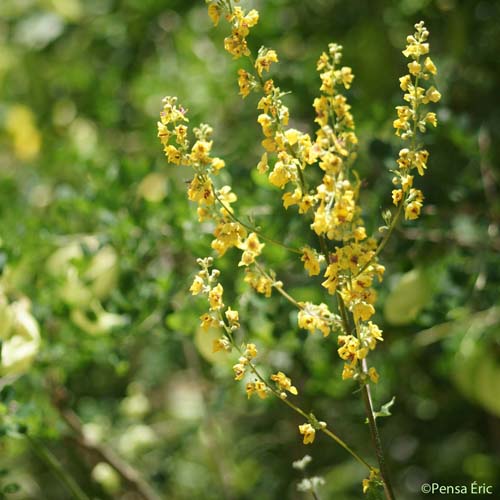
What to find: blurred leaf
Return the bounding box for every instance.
[384,268,433,326]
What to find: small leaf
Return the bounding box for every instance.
[372,397,396,421]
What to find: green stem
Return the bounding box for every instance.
[337,295,395,498]
[336,291,353,336]
[253,261,303,309]
[220,315,373,472]
[26,435,90,500]
[359,369,396,500]
[354,202,404,278]
[212,186,301,254]
[355,57,422,281]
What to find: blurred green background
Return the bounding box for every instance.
[0,0,499,498]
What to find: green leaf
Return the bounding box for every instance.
[373,396,396,420]
[384,268,433,325]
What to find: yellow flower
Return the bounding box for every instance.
[208,283,224,310]
[233,363,246,381]
[405,200,423,220]
[244,270,275,297]
[342,362,356,380]
[207,4,220,26]
[225,307,239,326]
[338,335,359,361]
[368,367,379,384]
[284,128,300,146]
[297,302,332,337]
[424,56,437,75]
[407,61,421,76]
[244,10,260,29]
[174,124,188,145]
[257,113,274,137]
[238,233,264,266]
[246,381,267,399]
[255,49,278,77]
[157,122,170,145]
[301,246,321,276]
[322,263,339,295]
[165,145,182,165]
[298,423,316,445]
[188,177,215,206]
[414,150,429,176]
[213,337,230,353]
[352,302,375,322]
[190,275,205,295]
[401,174,414,191]
[245,343,258,359]
[256,153,269,173]
[282,188,302,210]
[399,75,411,91]
[320,70,334,95]
[212,222,246,256]
[190,140,212,164]
[353,226,367,240]
[268,162,293,189]
[424,112,437,127]
[392,189,403,206]
[424,86,441,103]
[237,69,253,98]
[339,66,354,89]
[224,34,250,59]
[211,157,225,172]
[200,313,218,331]
[271,371,298,395]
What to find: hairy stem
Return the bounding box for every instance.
[359,363,396,500]
[337,294,395,500]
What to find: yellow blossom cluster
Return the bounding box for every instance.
[299,423,316,445]
[337,322,384,381]
[190,258,299,404]
[297,302,341,337]
[243,267,282,298]
[159,97,265,263]
[233,341,259,381]
[160,3,440,466]
[270,371,298,398]
[392,21,441,221]
[208,8,440,388]
[206,1,259,58]
[298,418,326,445]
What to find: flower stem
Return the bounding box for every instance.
[212,186,301,254]
[26,434,90,500]
[359,367,396,500]
[337,294,395,499]
[222,319,373,472]
[354,202,403,278]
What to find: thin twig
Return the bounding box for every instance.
[26,434,90,500]
[51,387,161,500]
